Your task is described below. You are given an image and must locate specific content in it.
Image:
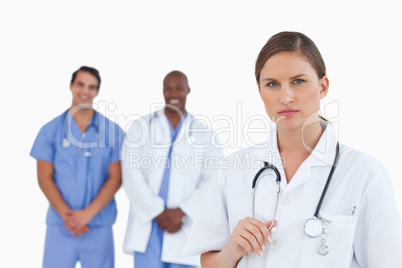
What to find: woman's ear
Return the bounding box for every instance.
[320,75,329,99]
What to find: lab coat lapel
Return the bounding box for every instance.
[281,159,313,195]
[155,109,190,147]
[144,110,172,195]
[277,123,339,196]
[154,109,171,146]
[168,112,192,156]
[309,123,339,168]
[174,112,191,148]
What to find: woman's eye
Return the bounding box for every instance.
[267,82,278,87]
[293,79,304,84]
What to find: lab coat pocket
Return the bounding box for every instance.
[304,212,357,267]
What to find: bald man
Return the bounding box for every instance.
[121,71,222,267]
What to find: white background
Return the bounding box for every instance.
[1,0,401,267]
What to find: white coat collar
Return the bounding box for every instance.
[265,122,339,193]
[308,122,339,167]
[154,108,192,125]
[153,108,193,145]
[266,122,338,167]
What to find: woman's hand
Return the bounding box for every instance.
[222,217,277,262]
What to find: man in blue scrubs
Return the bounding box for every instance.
[30,66,124,268]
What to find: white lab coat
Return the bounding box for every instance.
[184,123,402,267]
[122,109,222,266]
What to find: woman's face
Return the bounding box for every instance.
[258,51,329,131]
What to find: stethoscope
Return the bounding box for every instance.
[251,142,339,256]
[149,111,196,143]
[61,111,100,157]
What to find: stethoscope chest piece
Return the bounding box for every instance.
[304,217,322,238]
[62,138,71,148]
[317,223,329,256]
[83,151,92,157]
[304,216,330,256]
[318,241,329,256]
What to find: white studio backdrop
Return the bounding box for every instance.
[1,1,401,267]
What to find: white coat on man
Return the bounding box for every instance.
[122,108,223,266]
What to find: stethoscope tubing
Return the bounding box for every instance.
[252,162,281,189]
[251,161,281,230]
[251,142,340,231]
[149,112,195,143]
[313,142,339,218]
[62,110,100,157]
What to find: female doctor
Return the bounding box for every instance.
[184,31,402,267]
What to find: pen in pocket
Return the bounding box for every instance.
[351,206,356,216]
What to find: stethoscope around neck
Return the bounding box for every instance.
[61,111,100,157]
[149,112,196,144]
[251,142,340,246]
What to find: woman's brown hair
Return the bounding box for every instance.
[255,31,326,84]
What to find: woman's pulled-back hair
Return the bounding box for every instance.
[255,31,326,84]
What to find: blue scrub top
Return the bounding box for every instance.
[30,110,124,227]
